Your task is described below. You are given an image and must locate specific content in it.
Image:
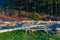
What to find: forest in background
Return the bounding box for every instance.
[0,0,60,21]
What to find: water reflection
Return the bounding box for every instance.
[0,21,60,30]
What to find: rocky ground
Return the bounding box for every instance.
[0,14,31,21]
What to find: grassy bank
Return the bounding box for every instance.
[0,30,60,40]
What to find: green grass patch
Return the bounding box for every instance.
[0,30,60,40]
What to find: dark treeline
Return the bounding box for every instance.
[0,0,60,16]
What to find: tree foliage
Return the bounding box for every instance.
[30,12,41,20]
[0,0,60,16]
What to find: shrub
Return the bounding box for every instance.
[30,12,41,20]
